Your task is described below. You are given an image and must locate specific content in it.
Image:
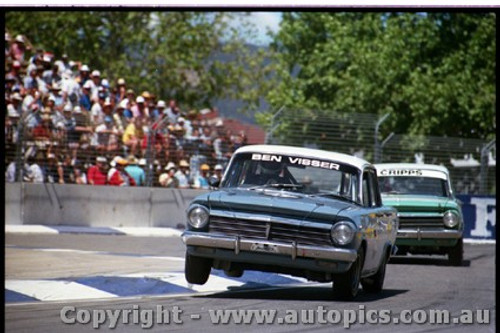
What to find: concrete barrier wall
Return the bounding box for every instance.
[5,183,208,228]
[4,184,496,239]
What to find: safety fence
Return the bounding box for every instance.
[264,110,496,195]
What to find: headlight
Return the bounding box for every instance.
[443,211,459,228]
[331,221,356,246]
[187,205,209,229]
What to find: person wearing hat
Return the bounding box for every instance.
[47,81,64,110]
[174,159,191,189]
[102,96,114,119]
[7,92,23,119]
[76,64,91,86]
[83,70,99,102]
[90,90,106,126]
[124,155,145,186]
[10,34,31,62]
[23,64,39,93]
[44,152,60,184]
[159,162,179,188]
[192,163,211,189]
[100,78,110,95]
[212,164,224,182]
[141,91,151,104]
[79,79,93,111]
[108,156,136,186]
[95,115,119,153]
[154,99,166,115]
[131,95,150,118]
[114,78,127,104]
[87,156,108,185]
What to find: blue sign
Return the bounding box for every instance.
[456,195,496,240]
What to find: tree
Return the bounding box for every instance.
[5,11,272,112]
[264,12,496,141]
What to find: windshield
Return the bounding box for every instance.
[221,152,361,203]
[378,176,450,197]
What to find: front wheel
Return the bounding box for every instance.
[185,253,212,285]
[448,238,463,266]
[333,247,364,300]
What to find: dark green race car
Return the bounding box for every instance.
[182,145,398,300]
[374,163,464,266]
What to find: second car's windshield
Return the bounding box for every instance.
[378,176,449,197]
[221,153,360,202]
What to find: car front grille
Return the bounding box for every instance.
[209,216,333,247]
[398,216,444,229]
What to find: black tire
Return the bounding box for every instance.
[448,238,463,266]
[333,247,364,301]
[362,251,389,293]
[185,253,212,285]
[224,268,244,278]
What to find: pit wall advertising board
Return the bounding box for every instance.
[456,195,496,240]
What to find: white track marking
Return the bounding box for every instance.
[5,225,59,234]
[5,280,118,301]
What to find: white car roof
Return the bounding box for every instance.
[234,145,372,170]
[374,163,450,179]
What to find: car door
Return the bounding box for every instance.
[361,168,390,273]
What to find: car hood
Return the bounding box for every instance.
[208,188,355,223]
[381,194,457,213]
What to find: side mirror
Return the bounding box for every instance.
[208,176,220,188]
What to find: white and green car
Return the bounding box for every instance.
[374,163,464,266]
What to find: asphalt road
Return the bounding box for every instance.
[5,233,496,332]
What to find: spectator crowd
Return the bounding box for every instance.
[5,31,248,188]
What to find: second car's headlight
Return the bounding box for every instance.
[331,222,356,246]
[443,211,459,228]
[187,205,209,229]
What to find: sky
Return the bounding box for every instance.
[244,12,283,45]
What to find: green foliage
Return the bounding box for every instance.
[265,12,496,141]
[6,11,272,112]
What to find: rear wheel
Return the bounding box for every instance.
[185,253,212,284]
[333,247,364,300]
[448,238,463,266]
[362,251,388,293]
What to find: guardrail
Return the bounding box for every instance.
[5,183,208,229]
[4,184,496,240]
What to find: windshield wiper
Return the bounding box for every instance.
[249,183,304,191]
[313,191,356,204]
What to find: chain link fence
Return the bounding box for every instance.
[264,109,496,195]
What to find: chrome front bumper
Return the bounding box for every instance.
[397,228,463,240]
[181,231,357,263]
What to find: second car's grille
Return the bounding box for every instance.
[209,216,332,247]
[398,216,444,229]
